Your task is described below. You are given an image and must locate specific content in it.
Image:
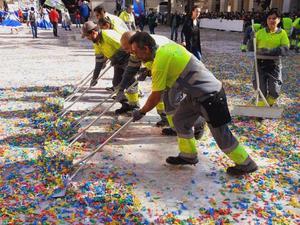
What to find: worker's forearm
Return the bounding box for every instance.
[93,61,103,79]
[119,67,139,90]
[140,92,162,114]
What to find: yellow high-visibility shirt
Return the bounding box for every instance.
[151,43,191,92]
[93,30,121,58]
[256,28,290,50]
[106,13,128,34]
[119,11,135,23]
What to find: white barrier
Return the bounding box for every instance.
[200,18,244,32]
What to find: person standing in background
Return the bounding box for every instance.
[147,10,157,34]
[119,5,136,30]
[49,7,60,37]
[80,1,91,22]
[27,7,38,38]
[64,9,72,31]
[18,8,23,22]
[170,11,181,42]
[75,9,81,28]
[181,6,202,60]
[138,12,146,31]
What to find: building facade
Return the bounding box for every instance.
[88,0,299,15]
[142,0,299,13]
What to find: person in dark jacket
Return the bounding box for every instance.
[147,10,157,34]
[138,13,146,31]
[181,6,202,60]
[170,11,181,42]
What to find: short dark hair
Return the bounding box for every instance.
[94,5,105,13]
[192,5,200,12]
[98,17,112,27]
[266,8,281,19]
[129,31,156,51]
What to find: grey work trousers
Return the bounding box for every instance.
[253,59,282,99]
[163,85,206,133]
[113,64,126,88]
[173,94,239,158]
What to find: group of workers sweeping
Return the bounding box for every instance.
[60,6,294,182]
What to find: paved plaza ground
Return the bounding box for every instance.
[0,24,299,224]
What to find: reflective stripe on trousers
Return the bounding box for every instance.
[174,94,249,164]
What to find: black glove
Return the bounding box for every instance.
[137,68,151,81]
[132,109,145,122]
[90,78,98,87]
[258,48,269,54]
[115,90,127,102]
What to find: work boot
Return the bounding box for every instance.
[240,44,247,52]
[267,96,276,106]
[115,103,138,115]
[156,114,168,127]
[161,127,177,136]
[166,155,198,165]
[226,158,258,176]
[257,100,266,107]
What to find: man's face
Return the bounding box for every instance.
[121,38,132,54]
[99,23,110,30]
[267,14,280,30]
[127,6,133,13]
[131,42,152,62]
[95,11,104,20]
[86,30,99,43]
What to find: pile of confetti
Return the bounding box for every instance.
[41,113,78,141]
[31,112,57,129]
[41,97,64,114]
[55,85,75,98]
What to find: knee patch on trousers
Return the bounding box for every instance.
[201,88,231,128]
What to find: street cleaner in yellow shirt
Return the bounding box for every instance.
[81,21,137,114]
[117,31,206,138]
[129,32,258,176]
[254,9,290,106]
[93,5,128,34]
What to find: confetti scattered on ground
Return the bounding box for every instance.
[0,27,299,224]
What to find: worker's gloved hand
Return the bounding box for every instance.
[90,78,98,87]
[132,109,145,122]
[258,48,269,54]
[115,90,127,102]
[137,68,150,81]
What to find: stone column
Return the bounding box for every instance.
[248,0,254,11]
[282,0,291,12]
[232,0,240,11]
[208,0,216,12]
[220,0,227,12]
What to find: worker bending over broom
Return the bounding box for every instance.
[129,32,258,176]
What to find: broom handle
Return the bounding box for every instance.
[252,20,269,106]
[59,65,112,116]
[74,80,138,127]
[74,90,117,127]
[67,99,117,146]
[65,70,93,102]
[70,118,133,180]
